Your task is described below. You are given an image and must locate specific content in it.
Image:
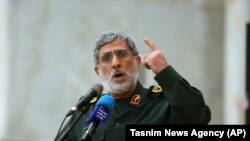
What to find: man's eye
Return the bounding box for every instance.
[101,53,112,62]
[116,50,129,58]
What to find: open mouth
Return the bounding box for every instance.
[113,71,125,81]
[114,73,124,78]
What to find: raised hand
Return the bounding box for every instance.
[143,37,169,74]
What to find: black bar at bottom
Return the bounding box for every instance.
[126,124,250,140]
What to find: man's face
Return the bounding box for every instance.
[95,39,141,95]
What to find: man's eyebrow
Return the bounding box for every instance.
[101,51,112,56]
[114,48,127,50]
[102,48,127,53]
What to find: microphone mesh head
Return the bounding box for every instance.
[96,95,115,112]
[93,83,103,96]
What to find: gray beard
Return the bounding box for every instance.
[100,69,138,95]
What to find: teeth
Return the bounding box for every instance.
[112,71,123,78]
[114,73,123,77]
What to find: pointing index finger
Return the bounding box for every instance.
[144,37,158,51]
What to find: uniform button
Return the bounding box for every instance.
[115,123,120,127]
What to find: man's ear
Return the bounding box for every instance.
[95,66,100,76]
[135,55,141,70]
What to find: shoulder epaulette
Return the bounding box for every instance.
[151,85,163,93]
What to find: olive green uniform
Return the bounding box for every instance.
[55,66,211,141]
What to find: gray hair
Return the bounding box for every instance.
[93,31,139,65]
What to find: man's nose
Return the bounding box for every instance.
[112,55,121,68]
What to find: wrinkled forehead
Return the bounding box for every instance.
[98,39,130,54]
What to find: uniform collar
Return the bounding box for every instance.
[129,81,149,107]
[108,81,150,119]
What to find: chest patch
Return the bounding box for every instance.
[130,94,140,105]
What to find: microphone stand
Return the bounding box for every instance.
[56,105,90,141]
[81,122,99,141]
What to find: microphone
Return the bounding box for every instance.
[81,94,115,141]
[66,83,103,117]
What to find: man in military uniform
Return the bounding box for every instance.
[55,31,211,141]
